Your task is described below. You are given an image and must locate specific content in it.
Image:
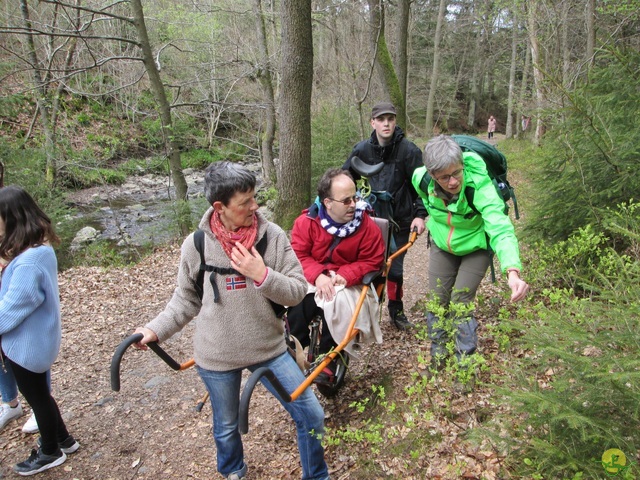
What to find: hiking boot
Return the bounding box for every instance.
[0,401,24,430]
[37,435,80,454]
[391,310,415,330]
[13,448,67,476]
[22,412,39,434]
[388,300,415,330]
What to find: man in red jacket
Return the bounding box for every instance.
[288,168,385,384]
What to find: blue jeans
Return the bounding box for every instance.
[0,361,19,403]
[197,352,329,480]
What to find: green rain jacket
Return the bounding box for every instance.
[411,151,522,273]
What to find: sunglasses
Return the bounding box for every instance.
[328,195,361,206]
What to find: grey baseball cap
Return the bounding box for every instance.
[371,102,396,118]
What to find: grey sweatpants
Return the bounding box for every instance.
[426,241,491,357]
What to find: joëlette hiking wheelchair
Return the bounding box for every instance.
[110,157,417,433]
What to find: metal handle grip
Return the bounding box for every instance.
[110,333,183,392]
[239,367,291,435]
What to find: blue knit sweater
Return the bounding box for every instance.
[0,246,61,373]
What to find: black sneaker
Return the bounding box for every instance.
[13,448,67,476]
[37,435,80,454]
[392,310,415,330]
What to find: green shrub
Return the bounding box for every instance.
[181,148,225,169]
[490,201,640,479]
[0,93,31,121]
[140,116,205,152]
[85,132,126,160]
[60,164,126,189]
[62,240,141,269]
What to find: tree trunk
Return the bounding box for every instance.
[19,0,56,184]
[561,0,571,88]
[527,0,545,145]
[467,44,481,130]
[274,0,313,229]
[425,0,447,136]
[396,0,410,127]
[517,34,531,138]
[505,11,518,139]
[585,0,596,66]
[368,0,405,129]
[130,0,190,233]
[253,0,277,187]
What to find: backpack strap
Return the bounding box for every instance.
[193,229,285,317]
[464,186,480,218]
[194,229,207,301]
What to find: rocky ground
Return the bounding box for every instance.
[0,225,515,480]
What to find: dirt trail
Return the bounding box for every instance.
[0,231,506,479]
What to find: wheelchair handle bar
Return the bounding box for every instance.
[384,228,418,272]
[239,367,292,434]
[110,333,194,392]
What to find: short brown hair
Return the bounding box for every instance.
[317,168,354,202]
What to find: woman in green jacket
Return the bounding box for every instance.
[412,135,529,371]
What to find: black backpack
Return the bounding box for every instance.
[193,229,285,317]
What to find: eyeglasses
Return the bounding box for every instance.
[328,195,360,206]
[435,168,464,184]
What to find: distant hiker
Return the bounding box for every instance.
[343,102,426,331]
[487,115,497,139]
[132,161,329,480]
[0,186,79,476]
[413,135,529,384]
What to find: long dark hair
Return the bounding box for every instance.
[0,186,60,260]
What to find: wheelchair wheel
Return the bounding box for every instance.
[315,354,348,398]
[307,315,348,397]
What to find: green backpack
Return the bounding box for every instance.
[417,135,519,219]
[452,135,519,219]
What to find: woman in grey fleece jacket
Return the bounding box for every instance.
[133,162,330,480]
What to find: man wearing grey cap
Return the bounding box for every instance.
[343,102,426,331]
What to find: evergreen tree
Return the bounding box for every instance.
[527,48,640,242]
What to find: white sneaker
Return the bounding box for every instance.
[22,412,39,434]
[0,401,24,430]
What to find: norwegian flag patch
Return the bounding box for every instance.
[226,276,247,290]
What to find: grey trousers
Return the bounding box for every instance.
[426,241,491,357]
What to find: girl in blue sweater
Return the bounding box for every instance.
[0,186,78,476]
